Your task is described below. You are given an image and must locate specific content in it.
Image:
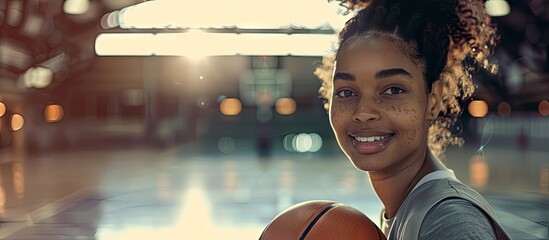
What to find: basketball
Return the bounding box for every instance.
[260,200,386,240]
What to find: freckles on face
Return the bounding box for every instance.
[330,105,341,126]
[372,89,426,146]
[400,99,423,145]
[330,101,356,139]
[405,126,421,145]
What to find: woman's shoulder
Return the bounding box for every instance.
[388,178,509,239]
[419,198,497,239]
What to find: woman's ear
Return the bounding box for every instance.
[426,80,442,120]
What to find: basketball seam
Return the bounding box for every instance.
[299,203,339,240]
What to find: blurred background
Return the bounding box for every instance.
[0,0,547,239]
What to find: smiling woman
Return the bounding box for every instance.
[330,35,432,171]
[315,0,510,239]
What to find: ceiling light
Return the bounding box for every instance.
[95,32,336,56]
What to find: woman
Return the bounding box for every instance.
[316,0,511,239]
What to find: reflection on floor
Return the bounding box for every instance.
[0,143,547,240]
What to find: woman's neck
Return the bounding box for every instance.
[369,149,446,219]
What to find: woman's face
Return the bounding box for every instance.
[330,36,438,172]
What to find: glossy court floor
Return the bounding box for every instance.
[0,140,547,240]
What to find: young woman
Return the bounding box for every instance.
[315,0,511,239]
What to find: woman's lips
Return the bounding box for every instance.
[350,134,394,154]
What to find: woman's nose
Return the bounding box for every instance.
[352,105,380,122]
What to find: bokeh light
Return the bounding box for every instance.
[293,133,312,153]
[539,100,549,117]
[0,102,5,117]
[497,101,511,118]
[44,104,64,123]
[470,154,489,189]
[197,97,209,109]
[283,134,296,152]
[275,98,297,115]
[485,0,510,17]
[218,137,236,154]
[10,114,24,131]
[220,98,242,116]
[284,133,323,153]
[308,133,323,152]
[100,11,119,29]
[468,100,489,118]
[23,66,53,88]
[63,0,90,15]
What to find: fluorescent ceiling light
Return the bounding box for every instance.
[95,32,337,57]
[107,0,350,30]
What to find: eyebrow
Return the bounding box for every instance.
[333,72,355,81]
[375,68,412,80]
[333,68,412,81]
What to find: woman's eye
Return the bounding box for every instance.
[382,86,405,95]
[334,89,357,98]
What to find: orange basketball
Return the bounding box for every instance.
[260,200,386,240]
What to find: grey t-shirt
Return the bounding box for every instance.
[381,170,506,239]
[419,198,497,240]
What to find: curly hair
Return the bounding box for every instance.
[315,0,498,159]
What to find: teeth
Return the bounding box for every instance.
[354,135,390,143]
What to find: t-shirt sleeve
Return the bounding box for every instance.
[419,198,497,240]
